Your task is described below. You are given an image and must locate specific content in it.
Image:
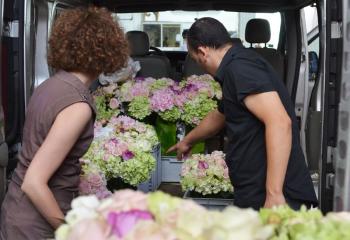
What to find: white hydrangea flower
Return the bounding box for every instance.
[65,196,100,225]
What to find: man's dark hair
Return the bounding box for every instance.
[182,29,189,39]
[187,17,231,51]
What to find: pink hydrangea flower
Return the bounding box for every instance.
[151,89,175,112]
[96,189,112,199]
[86,173,105,188]
[104,138,129,157]
[79,166,111,200]
[174,93,187,107]
[185,75,215,98]
[99,190,149,214]
[110,116,136,130]
[107,210,153,238]
[130,82,150,98]
[79,178,92,194]
[109,98,120,110]
[198,160,209,170]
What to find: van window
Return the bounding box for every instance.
[304,5,319,56]
[302,5,319,82]
[115,11,281,51]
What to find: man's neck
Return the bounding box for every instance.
[210,44,233,75]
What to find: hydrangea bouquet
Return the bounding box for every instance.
[260,205,350,240]
[56,190,272,240]
[180,151,233,195]
[118,75,222,125]
[85,138,156,186]
[150,84,183,122]
[81,116,159,188]
[119,77,181,121]
[180,74,222,126]
[118,78,152,120]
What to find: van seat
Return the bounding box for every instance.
[126,31,171,78]
[245,19,285,80]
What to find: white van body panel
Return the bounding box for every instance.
[334,0,350,211]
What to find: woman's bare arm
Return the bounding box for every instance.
[21,102,92,229]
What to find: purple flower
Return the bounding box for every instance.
[122,150,135,161]
[169,84,183,95]
[198,160,209,170]
[107,210,153,238]
[185,83,199,92]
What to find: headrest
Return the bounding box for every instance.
[126,31,150,56]
[245,19,271,44]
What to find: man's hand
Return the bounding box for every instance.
[264,193,287,208]
[167,140,192,160]
[167,109,225,160]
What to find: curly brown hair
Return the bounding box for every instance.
[48,7,128,75]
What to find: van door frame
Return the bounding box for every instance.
[318,0,343,212]
[0,0,9,205]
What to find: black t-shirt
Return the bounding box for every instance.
[216,45,318,209]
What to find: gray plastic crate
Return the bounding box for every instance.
[138,144,162,192]
[161,156,183,182]
[183,190,234,210]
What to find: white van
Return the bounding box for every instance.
[0,0,348,213]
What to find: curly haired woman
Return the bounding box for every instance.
[0,7,128,239]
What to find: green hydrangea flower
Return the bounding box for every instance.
[128,96,151,120]
[181,94,217,126]
[159,107,182,122]
[150,79,172,91]
[117,150,156,186]
[95,95,120,123]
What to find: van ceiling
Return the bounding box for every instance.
[98,0,315,13]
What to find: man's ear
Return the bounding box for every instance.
[197,46,208,58]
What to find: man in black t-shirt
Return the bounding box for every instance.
[168,17,318,210]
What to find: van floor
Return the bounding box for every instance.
[158,182,184,198]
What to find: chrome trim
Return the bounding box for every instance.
[318,0,327,208]
[296,10,310,159]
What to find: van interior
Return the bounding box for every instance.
[1,0,348,213]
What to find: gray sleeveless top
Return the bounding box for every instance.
[0,70,96,240]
